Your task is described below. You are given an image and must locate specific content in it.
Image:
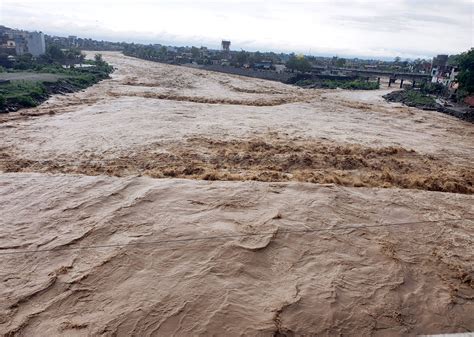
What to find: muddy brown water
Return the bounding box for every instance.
[0,52,473,336]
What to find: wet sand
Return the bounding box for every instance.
[0,52,473,336]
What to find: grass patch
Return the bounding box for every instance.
[404,90,436,106]
[0,62,113,112]
[383,89,437,109]
[322,79,380,90]
[0,81,47,109]
[295,78,380,90]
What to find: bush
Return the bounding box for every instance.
[295,79,314,86]
[420,82,445,95]
[404,90,436,106]
[384,89,437,108]
[286,56,312,73]
[0,57,113,112]
[322,79,379,90]
[15,95,37,107]
[29,85,47,99]
[294,78,379,90]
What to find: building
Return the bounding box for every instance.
[25,32,46,56]
[432,54,449,73]
[431,54,450,81]
[14,35,27,55]
[431,54,458,89]
[0,33,16,55]
[0,28,45,57]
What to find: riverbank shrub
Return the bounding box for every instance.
[322,80,380,90]
[383,89,436,109]
[0,58,113,112]
[295,78,380,90]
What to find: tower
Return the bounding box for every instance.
[221,40,231,52]
[221,40,231,59]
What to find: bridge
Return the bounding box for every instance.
[311,66,431,87]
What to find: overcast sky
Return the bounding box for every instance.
[1,0,472,60]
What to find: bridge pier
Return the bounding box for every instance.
[400,79,404,88]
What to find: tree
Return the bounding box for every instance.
[18,53,33,63]
[236,50,250,65]
[249,51,263,64]
[286,55,312,73]
[63,48,83,65]
[0,53,12,68]
[46,45,64,62]
[394,56,401,63]
[447,54,461,66]
[456,48,474,95]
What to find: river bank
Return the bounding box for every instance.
[0,60,113,113]
[0,77,104,113]
[383,89,474,122]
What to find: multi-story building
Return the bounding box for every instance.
[0,32,17,55]
[25,32,46,56]
[0,28,45,57]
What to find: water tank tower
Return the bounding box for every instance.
[221,40,231,52]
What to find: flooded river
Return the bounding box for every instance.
[0,52,473,336]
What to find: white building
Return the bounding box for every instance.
[25,32,45,57]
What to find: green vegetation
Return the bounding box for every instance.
[0,50,113,112]
[295,78,380,90]
[419,82,446,96]
[384,89,437,109]
[294,79,314,86]
[456,48,474,98]
[402,90,437,107]
[0,81,46,108]
[321,79,379,90]
[286,56,312,73]
[123,44,167,61]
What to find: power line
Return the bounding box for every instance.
[0,217,472,256]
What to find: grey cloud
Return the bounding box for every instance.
[1,0,472,59]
